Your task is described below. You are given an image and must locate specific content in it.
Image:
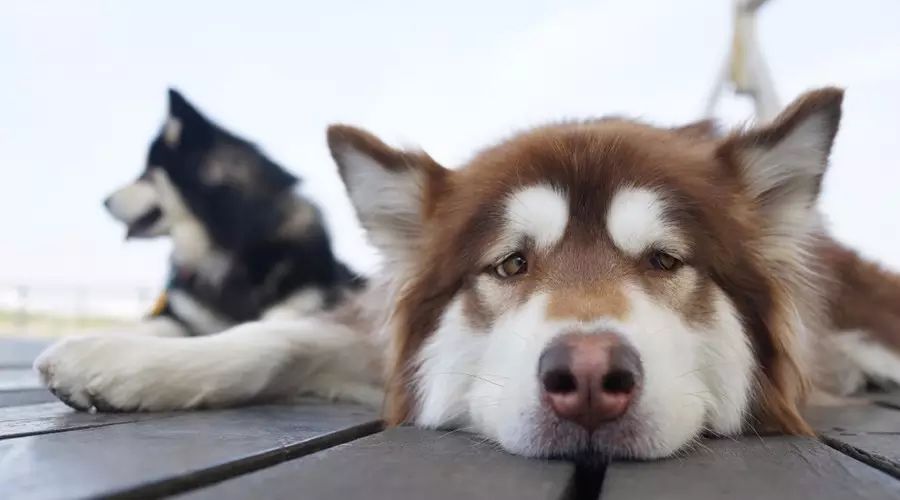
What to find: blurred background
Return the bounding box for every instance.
[1,0,898,336]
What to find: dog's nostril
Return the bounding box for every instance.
[542,369,577,394]
[601,369,636,394]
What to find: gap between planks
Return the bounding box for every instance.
[812,398,900,480]
[104,420,384,500]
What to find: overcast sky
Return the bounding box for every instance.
[2,0,899,292]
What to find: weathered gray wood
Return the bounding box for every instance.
[0,338,50,368]
[823,435,900,480]
[180,427,576,500]
[601,436,899,499]
[807,403,900,478]
[807,402,900,435]
[0,340,50,408]
[873,391,900,410]
[0,402,380,500]
[0,388,57,408]
[0,368,41,391]
[0,402,177,440]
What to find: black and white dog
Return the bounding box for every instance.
[104,89,362,337]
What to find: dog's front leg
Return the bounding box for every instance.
[34,319,383,412]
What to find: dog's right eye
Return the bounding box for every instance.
[493,252,528,278]
[648,250,682,272]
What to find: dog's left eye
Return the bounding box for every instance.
[494,252,528,278]
[649,250,682,271]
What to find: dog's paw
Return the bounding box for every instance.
[34,336,166,412]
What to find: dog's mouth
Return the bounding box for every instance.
[126,207,164,239]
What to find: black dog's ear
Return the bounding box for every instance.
[164,88,212,147]
[168,88,205,122]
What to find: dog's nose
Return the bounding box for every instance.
[103,197,112,210]
[538,331,642,431]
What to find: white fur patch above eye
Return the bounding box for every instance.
[607,187,686,257]
[504,184,569,250]
[164,116,183,147]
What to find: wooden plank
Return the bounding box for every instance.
[807,403,900,479]
[0,368,42,391]
[0,338,50,368]
[0,402,177,440]
[807,402,900,435]
[601,436,900,499]
[873,391,900,410]
[180,427,576,500]
[0,339,53,409]
[0,388,57,408]
[0,402,379,500]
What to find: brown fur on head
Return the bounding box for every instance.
[329,88,843,458]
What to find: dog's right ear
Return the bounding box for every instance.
[327,125,449,264]
[165,88,210,147]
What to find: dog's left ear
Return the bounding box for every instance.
[327,125,449,266]
[718,87,843,227]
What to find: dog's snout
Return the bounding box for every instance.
[538,331,642,431]
[103,196,112,210]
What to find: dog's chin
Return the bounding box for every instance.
[489,406,687,462]
[502,430,678,463]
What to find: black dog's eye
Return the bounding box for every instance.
[494,252,528,278]
[649,250,682,272]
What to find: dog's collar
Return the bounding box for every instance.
[146,264,196,318]
[167,264,197,288]
[146,265,197,319]
[147,292,168,317]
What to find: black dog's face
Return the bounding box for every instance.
[104,89,299,243]
[103,158,169,239]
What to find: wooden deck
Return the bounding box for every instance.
[2,338,899,500]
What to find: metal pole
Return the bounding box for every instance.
[704,0,780,122]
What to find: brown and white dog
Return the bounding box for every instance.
[35,88,900,460]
